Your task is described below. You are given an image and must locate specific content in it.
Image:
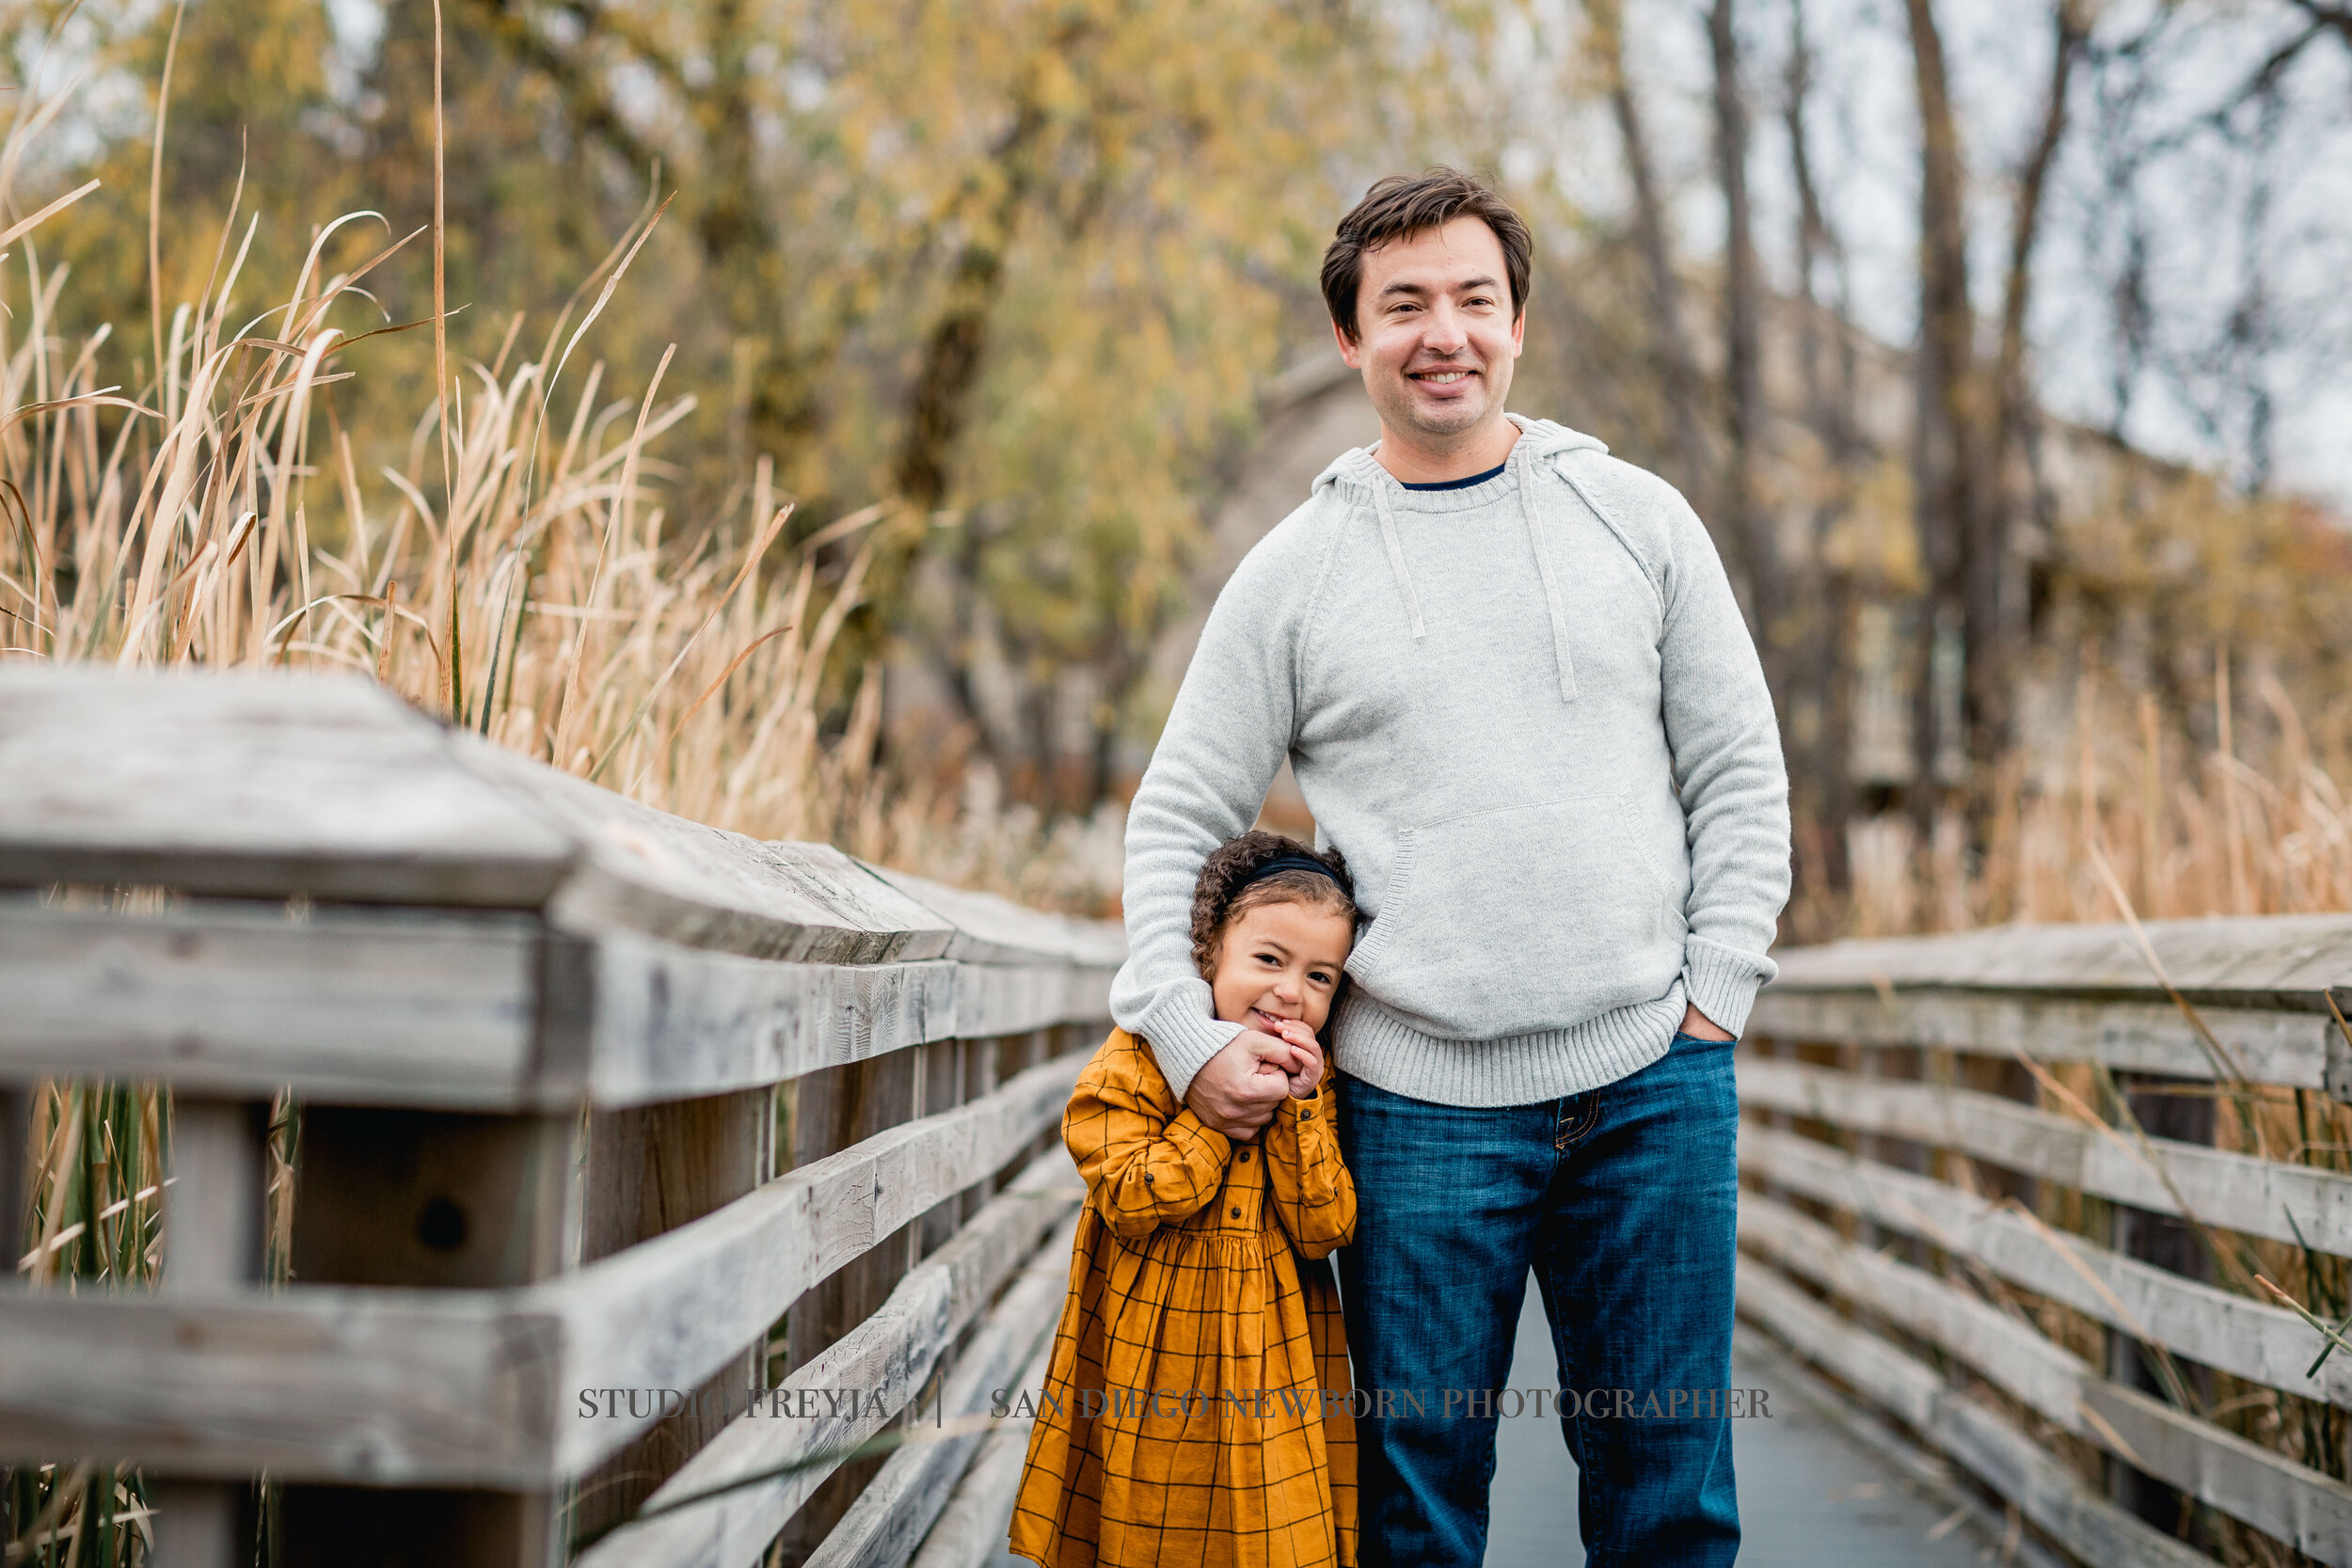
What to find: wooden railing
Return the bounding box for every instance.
[0,666,1119,1568]
[1742,918,2352,1566]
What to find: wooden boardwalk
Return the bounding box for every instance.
[1487,1280,2011,1566]
[975,1276,2014,1566]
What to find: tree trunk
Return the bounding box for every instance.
[1784,0,1860,903]
[1587,0,1712,516]
[1903,0,1979,844]
[1974,0,2086,811]
[1708,0,1783,664]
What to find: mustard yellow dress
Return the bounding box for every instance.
[1009,1029,1358,1568]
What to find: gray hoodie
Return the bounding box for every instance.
[1112,414,1791,1108]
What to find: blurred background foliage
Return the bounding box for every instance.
[4,0,2351,932]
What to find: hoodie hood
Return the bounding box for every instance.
[1308,413,1609,495]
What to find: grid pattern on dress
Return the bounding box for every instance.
[1009,1029,1359,1568]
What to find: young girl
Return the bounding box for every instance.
[1009,832,1359,1568]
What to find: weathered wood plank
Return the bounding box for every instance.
[2084,1380,2352,1565]
[0,895,540,1104]
[952,961,1115,1045]
[0,668,1128,973]
[278,1097,578,1566]
[579,1155,1082,1568]
[800,1212,1078,1568]
[1742,1194,2352,1562]
[573,1085,772,1541]
[1735,1262,2216,1568]
[860,865,1127,970]
[1739,1056,2352,1255]
[0,1051,1084,1484]
[906,1314,1060,1568]
[582,931,1110,1106]
[1748,989,2332,1089]
[582,931,960,1107]
[0,1272,553,1481]
[0,895,1109,1109]
[1740,1195,2084,1430]
[0,668,573,906]
[552,1050,1087,1476]
[460,740,958,964]
[1769,913,2352,999]
[151,1099,270,1568]
[1740,1124,2352,1408]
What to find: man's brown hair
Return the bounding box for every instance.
[1320,167,1534,345]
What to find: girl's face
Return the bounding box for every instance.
[1207,897,1356,1036]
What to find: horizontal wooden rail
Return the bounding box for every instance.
[1740,1195,2352,1562]
[0,1050,1088,1486]
[1749,990,2339,1089]
[800,1213,1079,1568]
[1744,912,2352,1567]
[0,667,1123,1568]
[1740,1125,2352,1407]
[576,1155,1083,1567]
[1740,1056,2352,1255]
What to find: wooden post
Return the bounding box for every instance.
[0,1084,25,1282]
[2106,1069,2215,1531]
[275,1105,579,1568]
[915,1037,963,1265]
[570,1086,771,1543]
[772,1045,925,1563]
[151,1097,267,1568]
[1863,1040,1934,1271]
[958,1037,1000,1226]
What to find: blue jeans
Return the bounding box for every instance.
[1334,1034,1740,1567]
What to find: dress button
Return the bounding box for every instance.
[1143,1173,1154,1184]
[1231,1207,1242,1219]
[1238,1149,1251,1162]
[1301,1109,1314,1119]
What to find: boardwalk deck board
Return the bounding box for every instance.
[1481,1278,2010,1567]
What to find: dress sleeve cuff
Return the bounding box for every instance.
[1136,992,1244,1104]
[1682,934,1775,1040]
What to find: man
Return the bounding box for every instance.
[1108,168,1788,1565]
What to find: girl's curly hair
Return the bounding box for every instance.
[1188,831,1358,975]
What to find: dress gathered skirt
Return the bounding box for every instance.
[1009,1029,1357,1568]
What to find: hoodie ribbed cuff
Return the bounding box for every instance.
[1681,935,1774,1040]
[1135,989,1243,1105]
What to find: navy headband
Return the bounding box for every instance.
[1233,851,1348,899]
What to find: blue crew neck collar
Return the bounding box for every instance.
[1399,461,1508,492]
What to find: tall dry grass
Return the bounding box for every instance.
[1846,653,2352,939]
[1799,653,2352,1563]
[0,24,911,1559]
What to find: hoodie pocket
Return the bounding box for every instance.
[1345,793,1678,1037]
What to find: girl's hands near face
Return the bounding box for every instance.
[1263,1018,1326,1097]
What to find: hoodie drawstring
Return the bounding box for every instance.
[1371,482,1427,641]
[1516,450,1580,702]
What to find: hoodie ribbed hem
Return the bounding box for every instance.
[1330,987,1688,1109]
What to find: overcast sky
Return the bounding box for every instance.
[1522,0,2352,511]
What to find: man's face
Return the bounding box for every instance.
[1336,214,1524,447]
